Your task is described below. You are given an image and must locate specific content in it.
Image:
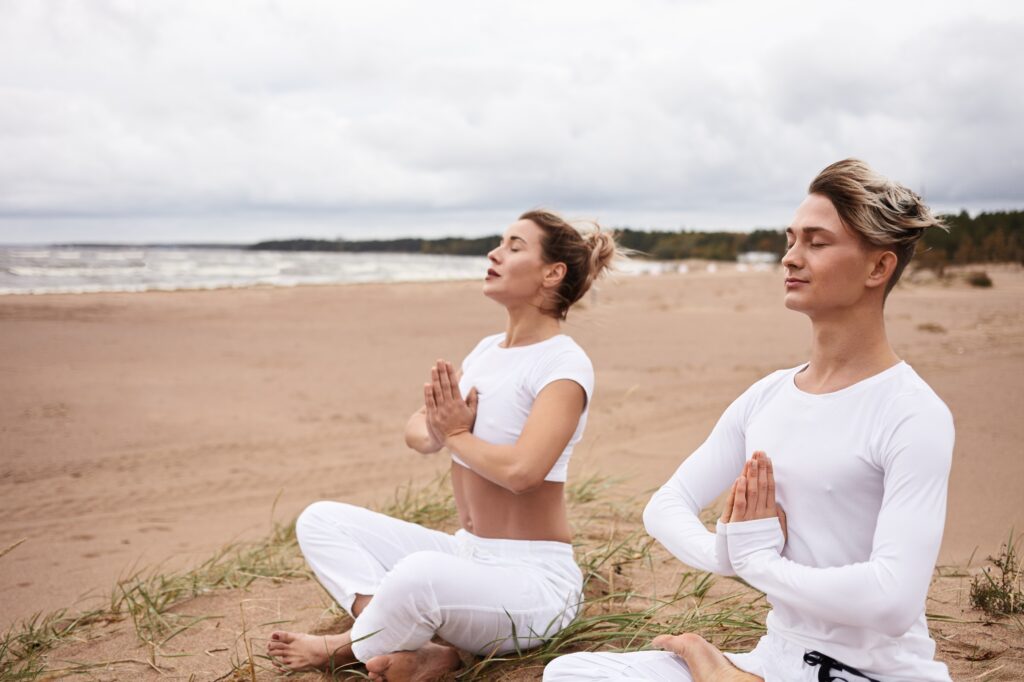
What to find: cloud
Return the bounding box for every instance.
[0,0,1021,242]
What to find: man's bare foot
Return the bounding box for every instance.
[365,642,461,681]
[266,630,355,672]
[653,633,762,681]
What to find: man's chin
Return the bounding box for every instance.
[782,294,811,313]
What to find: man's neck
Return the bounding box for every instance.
[799,305,900,394]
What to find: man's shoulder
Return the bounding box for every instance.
[886,364,952,417]
[747,364,804,395]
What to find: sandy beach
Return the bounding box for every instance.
[2,265,1023,676]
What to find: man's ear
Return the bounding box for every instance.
[866,250,897,290]
[543,262,567,289]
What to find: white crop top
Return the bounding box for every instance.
[453,333,594,483]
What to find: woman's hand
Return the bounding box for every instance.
[422,404,446,450]
[425,360,478,442]
[722,451,787,544]
[404,404,445,454]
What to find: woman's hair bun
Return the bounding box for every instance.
[520,210,626,319]
[583,229,619,287]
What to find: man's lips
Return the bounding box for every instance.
[785,277,809,287]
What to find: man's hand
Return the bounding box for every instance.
[724,451,787,544]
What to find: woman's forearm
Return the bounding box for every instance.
[430,366,584,493]
[445,432,542,494]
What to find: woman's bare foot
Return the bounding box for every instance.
[266,630,355,672]
[653,633,763,681]
[365,642,461,681]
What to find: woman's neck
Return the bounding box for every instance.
[800,304,900,393]
[502,304,561,347]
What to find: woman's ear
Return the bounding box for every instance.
[543,262,568,289]
[866,250,897,290]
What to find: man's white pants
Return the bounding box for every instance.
[296,501,583,662]
[543,632,839,681]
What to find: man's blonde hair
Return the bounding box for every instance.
[809,159,948,295]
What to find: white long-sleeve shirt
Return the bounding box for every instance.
[643,362,954,681]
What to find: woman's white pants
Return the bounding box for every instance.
[296,501,583,662]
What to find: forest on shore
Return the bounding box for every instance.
[251,209,1023,266]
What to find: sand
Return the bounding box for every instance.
[1,265,1023,676]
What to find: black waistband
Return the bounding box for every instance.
[803,651,882,682]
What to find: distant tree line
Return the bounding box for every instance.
[614,228,785,261]
[251,236,497,257]
[249,210,1023,264]
[916,210,1024,268]
[250,230,787,261]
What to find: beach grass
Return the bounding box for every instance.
[0,475,1018,680]
[0,518,306,680]
[970,531,1023,618]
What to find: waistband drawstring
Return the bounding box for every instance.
[803,651,882,682]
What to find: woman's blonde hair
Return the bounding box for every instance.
[519,209,621,320]
[809,159,948,295]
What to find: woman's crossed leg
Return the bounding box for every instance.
[268,501,579,681]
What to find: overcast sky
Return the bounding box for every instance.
[1,1,1022,243]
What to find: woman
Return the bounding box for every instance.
[545,159,955,681]
[268,210,619,681]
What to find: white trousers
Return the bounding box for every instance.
[543,632,841,682]
[296,501,583,662]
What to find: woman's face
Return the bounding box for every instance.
[782,193,883,316]
[483,219,556,307]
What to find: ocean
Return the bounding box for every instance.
[0,246,668,295]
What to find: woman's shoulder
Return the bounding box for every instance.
[473,332,508,352]
[477,332,507,349]
[461,333,506,367]
[526,335,594,397]
[539,335,593,367]
[549,333,588,353]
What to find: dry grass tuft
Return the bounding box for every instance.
[971,532,1023,618]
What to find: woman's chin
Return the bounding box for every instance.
[481,285,504,303]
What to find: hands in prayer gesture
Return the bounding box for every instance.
[424,360,478,444]
[721,450,788,544]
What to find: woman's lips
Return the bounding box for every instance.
[785,277,809,289]
[486,268,500,279]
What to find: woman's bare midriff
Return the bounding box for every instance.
[451,463,572,543]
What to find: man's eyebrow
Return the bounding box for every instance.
[785,226,829,236]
